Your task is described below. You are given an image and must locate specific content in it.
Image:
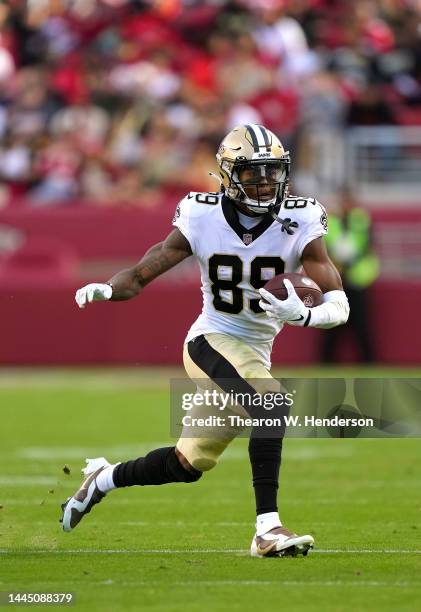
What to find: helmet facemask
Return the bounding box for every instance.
[228,159,290,214]
[216,124,291,214]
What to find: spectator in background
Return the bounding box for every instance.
[173,138,219,193]
[102,167,162,209]
[136,109,190,188]
[0,1,16,87]
[321,190,380,363]
[79,153,114,202]
[251,0,317,81]
[346,83,397,126]
[29,133,81,204]
[50,98,110,153]
[0,132,32,187]
[346,82,398,185]
[294,69,347,194]
[108,48,181,102]
[7,67,63,138]
[1,0,420,208]
[214,32,273,103]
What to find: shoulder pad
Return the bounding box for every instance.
[282,196,316,210]
[278,196,328,233]
[281,196,326,221]
[186,191,221,206]
[172,191,221,225]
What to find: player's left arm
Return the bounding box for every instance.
[300,236,350,328]
[259,236,350,328]
[75,229,192,308]
[301,236,342,293]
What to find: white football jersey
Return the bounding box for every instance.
[173,192,328,367]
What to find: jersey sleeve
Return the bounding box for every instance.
[295,199,328,257]
[172,195,196,253]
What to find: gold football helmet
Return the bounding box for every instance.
[216,124,290,214]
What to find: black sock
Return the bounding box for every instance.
[248,436,283,515]
[113,446,202,487]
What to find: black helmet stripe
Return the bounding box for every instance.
[258,125,271,151]
[245,124,260,152]
[246,124,272,152]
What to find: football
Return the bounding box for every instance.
[263,272,323,307]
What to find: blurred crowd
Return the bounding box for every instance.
[1,0,421,208]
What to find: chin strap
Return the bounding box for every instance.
[269,205,299,235]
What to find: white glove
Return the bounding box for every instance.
[75,283,113,309]
[258,279,310,327]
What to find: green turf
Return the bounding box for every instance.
[1,370,421,611]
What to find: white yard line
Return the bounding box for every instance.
[0,368,182,389]
[0,366,419,389]
[0,579,417,588]
[70,579,421,587]
[14,445,353,461]
[1,549,421,555]
[1,498,368,507]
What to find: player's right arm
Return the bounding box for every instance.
[75,228,192,308]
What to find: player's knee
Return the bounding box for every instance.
[249,378,282,396]
[189,455,217,472]
[167,447,203,483]
[186,441,218,472]
[176,438,227,472]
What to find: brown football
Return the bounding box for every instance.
[263,272,323,307]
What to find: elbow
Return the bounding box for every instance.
[333,297,350,327]
[330,296,349,327]
[338,299,350,326]
[342,296,350,325]
[317,293,350,328]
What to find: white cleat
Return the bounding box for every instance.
[60,457,111,532]
[250,526,314,558]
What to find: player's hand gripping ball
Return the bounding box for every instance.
[259,273,323,326]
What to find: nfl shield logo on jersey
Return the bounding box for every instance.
[243,233,253,245]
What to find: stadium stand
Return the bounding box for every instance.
[1,0,420,364]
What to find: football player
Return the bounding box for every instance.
[62,124,349,558]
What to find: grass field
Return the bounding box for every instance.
[1,367,421,611]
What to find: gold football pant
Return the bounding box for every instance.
[176,333,280,472]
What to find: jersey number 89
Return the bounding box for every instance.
[208,255,284,314]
